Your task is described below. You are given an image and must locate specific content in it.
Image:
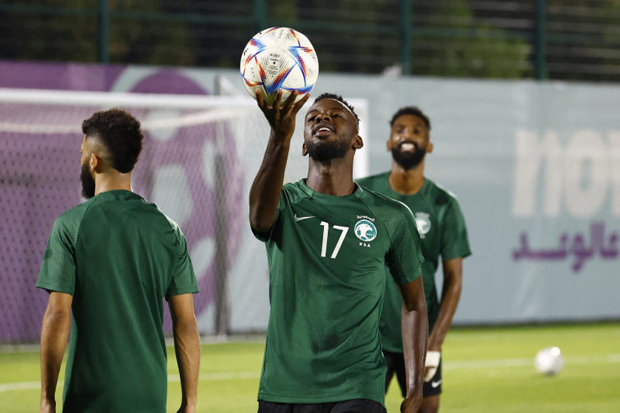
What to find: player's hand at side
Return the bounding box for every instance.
[256,89,310,143]
[425,332,442,381]
[401,394,423,413]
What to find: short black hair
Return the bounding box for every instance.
[389,106,431,130]
[82,108,143,173]
[314,93,360,128]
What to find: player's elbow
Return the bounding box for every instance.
[44,308,71,321]
[445,270,463,292]
[172,311,198,330]
[172,316,199,340]
[400,276,427,313]
[403,296,427,314]
[42,307,71,332]
[249,210,274,235]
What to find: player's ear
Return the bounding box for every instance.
[427,141,434,154]
[89,153,100,173]
[386,138,392,152]
[302,142,308,156]
[352,134,363,150]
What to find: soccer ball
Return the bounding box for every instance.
[535,347,564,375]
[240,27,319,105]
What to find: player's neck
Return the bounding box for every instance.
[306,159,356,196]
[389,160,425,195]
[94,172,133,196]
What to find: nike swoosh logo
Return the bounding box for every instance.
[431,380,441,388]
[294,214,315,222]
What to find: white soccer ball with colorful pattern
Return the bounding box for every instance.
[240,27,319,105]
[535,347,565,375]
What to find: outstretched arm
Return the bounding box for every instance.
[428,258,463,352]
[399,277,429,413]
[40,292,73,413]
[249,90,310,233]
[169,294,201,413]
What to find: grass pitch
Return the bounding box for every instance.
[1,323,619,412]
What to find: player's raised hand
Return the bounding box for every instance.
[256,89,310,142]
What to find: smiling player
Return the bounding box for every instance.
[357,106,471,413]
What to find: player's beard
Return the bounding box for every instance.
[80,162,96,199]
[305,139,349,162]
[391,142,426,170]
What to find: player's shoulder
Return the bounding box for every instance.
[425,178,462,208]
[144,201,185,239]
[135,201,188,248]
[280,179,314,204]
[358,184,414,221]
[356,171,389,189]
[54,198,95,228]
[47,199,98,244]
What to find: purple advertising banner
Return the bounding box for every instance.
[0,61,245,342]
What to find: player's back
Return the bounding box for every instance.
[58,190,184,412]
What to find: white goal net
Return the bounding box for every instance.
[0,87,368,341]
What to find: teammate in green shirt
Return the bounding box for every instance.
[357,106,471,413]
[250,90,429,413]
[37,109,201,413]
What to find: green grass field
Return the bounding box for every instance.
[1,323,619,412]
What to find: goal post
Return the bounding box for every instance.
[0,87,369,342]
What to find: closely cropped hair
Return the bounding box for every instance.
[314,93,360,128]
[82,109,143,173]
[390,106,431,130]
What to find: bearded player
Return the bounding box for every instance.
[250,90,428,413]
[37,109,200,413]
[357,107,471,413]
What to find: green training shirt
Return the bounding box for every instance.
[356,173,471,352]
[37,190,198,413]
[254,179,424,406]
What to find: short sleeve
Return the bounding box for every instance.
[166,228,199,299]
[251,190,288,242]
[385,205,425,286]
[36,217,77,295]
[441,199,472,261]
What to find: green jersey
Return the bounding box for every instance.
[36,190,198,413]
[357,173,471,352]
[254,179,424,406]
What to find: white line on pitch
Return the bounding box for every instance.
[443,354,620,370]
[2,354,619,392]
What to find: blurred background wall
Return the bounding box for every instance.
[1,0,619,342]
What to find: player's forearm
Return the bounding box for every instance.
[173,319,201,408]
[430,265,463,348]
[40,309,71,402]
[249,130,292,232]
[401,299,428,398]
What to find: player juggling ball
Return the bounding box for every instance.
[250,90,428,413]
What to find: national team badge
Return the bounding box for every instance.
[415,212,431,239]
[355,219,377,242]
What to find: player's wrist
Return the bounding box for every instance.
[180,396,197,407]
[40,390,56,403]
[39,397,56,412]
[270,130,294,145]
